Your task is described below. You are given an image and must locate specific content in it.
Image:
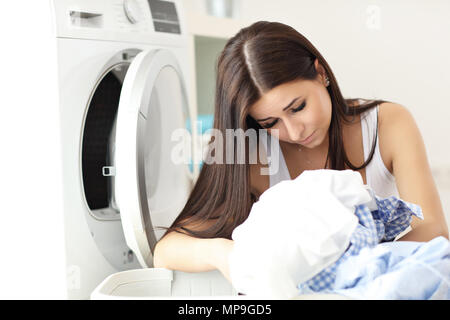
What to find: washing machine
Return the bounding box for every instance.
[53,0,228,299]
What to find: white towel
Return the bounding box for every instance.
[229,169,373,299]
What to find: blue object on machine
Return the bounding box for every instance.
[185,114,214,173]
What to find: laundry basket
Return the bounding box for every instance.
[91,268,239,299]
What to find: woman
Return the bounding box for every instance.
[153,21,448,280]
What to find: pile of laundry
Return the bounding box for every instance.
[229,169,450,299]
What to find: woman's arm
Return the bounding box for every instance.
[380,103,449,241]
[153,231,234,281]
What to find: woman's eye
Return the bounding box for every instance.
[291,102,306,113]
[262,120,278,129]
[260,102,305,128]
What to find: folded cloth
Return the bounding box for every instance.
[229,169,370,299]
[331,236,450,299]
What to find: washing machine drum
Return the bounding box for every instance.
[115,49,195,268]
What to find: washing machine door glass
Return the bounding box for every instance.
[115,49,196,268]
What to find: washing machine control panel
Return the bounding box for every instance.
[54,0,186,42]
[148,0,181,34]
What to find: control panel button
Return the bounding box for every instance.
[123,0,141,24]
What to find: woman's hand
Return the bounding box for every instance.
[211,238,234,282]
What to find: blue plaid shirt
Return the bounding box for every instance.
[297,191,423,293]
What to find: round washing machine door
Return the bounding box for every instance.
[115,49,197,268]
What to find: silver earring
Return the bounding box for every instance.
[325,76,330,87]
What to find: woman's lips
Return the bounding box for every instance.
[299,130,316,145]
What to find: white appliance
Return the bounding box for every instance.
[53,0,237,299]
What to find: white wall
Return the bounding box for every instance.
[187,0,450,228]
[0,1,67,298]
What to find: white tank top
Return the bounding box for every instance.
[260,103,399,198]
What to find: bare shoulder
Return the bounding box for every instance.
[378,102,422,173]
[378,102,418,140]
[378,102,414,124]
[377,102,415,172]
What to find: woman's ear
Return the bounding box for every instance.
[314,58,328,85]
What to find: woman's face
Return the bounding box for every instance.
[248,69,332,149]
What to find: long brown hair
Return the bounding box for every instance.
[163,21,389,239]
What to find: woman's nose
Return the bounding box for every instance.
[284,120,303,142]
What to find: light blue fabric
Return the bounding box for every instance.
[297,192,450,299]
[332,236,450,300]
[298,192,423,292]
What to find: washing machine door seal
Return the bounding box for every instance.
[115,49,195,268]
